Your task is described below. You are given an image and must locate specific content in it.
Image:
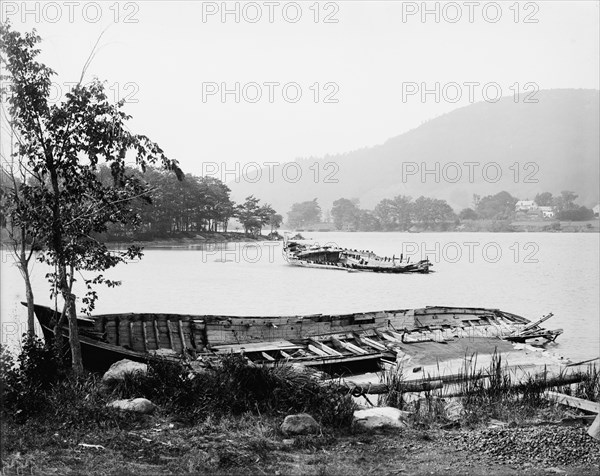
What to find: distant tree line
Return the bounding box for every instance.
[96,166,281,239]
[286,190,597,232]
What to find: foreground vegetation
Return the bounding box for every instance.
[1,338,598,475]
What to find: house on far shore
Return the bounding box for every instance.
[539,206,555,218]
[593,204,600,218]
[515,200,537,212]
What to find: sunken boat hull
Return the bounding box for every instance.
[29,303,561,374]
[283,240,432,273]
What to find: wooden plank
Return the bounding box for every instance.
[280,350,294,359]
[166,319,174,350]
[333,338,368,355]
[153,319,160,349]
[302,353,385,366]
[309,339,343,356]
[212,340,302,354]
[261,352,275,361]
[359,336,388,352]
[141,321,149,352]
[177,320,187,351]
[307,344,329,357]
[546,391,600,414]
[129,321,134,349]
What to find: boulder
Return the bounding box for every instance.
[353,407,410,430]
[280,413,320,435]
[102,359,147,383]
[107,398,156,414]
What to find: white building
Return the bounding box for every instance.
[515,200,537,212]
[593,204,599,217]
[539,206,555,218]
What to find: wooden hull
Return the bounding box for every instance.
[27,303,560,374]
[283,240,432,274]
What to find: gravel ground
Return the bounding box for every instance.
[454,424,600,467]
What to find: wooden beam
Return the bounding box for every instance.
[129,321,134,349]
[588,414,600,441]
[358,336,388,352]
[261,352,275,361]
[307,344,329,357]
[546,391,600,414]
[166,319,174,350]
[153,319,160,349]
[309,339,343,356]
[177,320,187,351]
[280,350,294,359]
[332,337,368,355]
[141,321,149,352]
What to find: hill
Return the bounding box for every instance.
[231,89,600,215]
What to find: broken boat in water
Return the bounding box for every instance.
[29,303,563,375]
[283,238,432,273]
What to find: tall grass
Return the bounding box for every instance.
[378,352,600,427]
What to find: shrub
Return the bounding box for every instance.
[106,355,356,427]
[1,335,59,421]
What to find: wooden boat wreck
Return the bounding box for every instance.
[30,303,564,375]
[283,239,432,274]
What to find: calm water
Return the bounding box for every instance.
[1,232,598,362]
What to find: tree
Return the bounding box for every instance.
[476,191,518,220]
[557,206,594,221]
[331,198,360,230]
[374,196,413,231]
[553,191,578,212]
[286,199,321,229]
[268,213,283,234]
[534,192,553,207]
[412,196,456,230]
[356,210,381,231]
[0,24,183,374]
[459,208,478,220]
[235,196,275,236]
[0,156,40,335]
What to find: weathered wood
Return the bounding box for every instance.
[141,321,149,352]
[546,391,600,414]
[588,413,600,441]
[333,338,369,355]
[166,319,174,350]
[212,340,302,354]
[152,319,160,349]
[357,336,388,352]
[129,322,134,349]
[341,379,444,395]
[307,344,329,357]
[177,320,187,351]
[261,352,275,361]
[309,339,343,356]
[512,313,553,335]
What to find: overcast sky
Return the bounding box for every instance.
[1,1,599,176]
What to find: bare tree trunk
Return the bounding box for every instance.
[22,260,35,334]
[49,161,84,375]
[59,266,83,375]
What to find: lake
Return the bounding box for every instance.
[1,232,598,362]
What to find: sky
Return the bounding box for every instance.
[1,1,599,177]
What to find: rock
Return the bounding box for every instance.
[107,398,156,414]
[280,414,320,435]
[444,399,464,421]
[353,407,410,430]
[102,359,147,383]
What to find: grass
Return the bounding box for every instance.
[377,351,600,428]
[1,338,598,475]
